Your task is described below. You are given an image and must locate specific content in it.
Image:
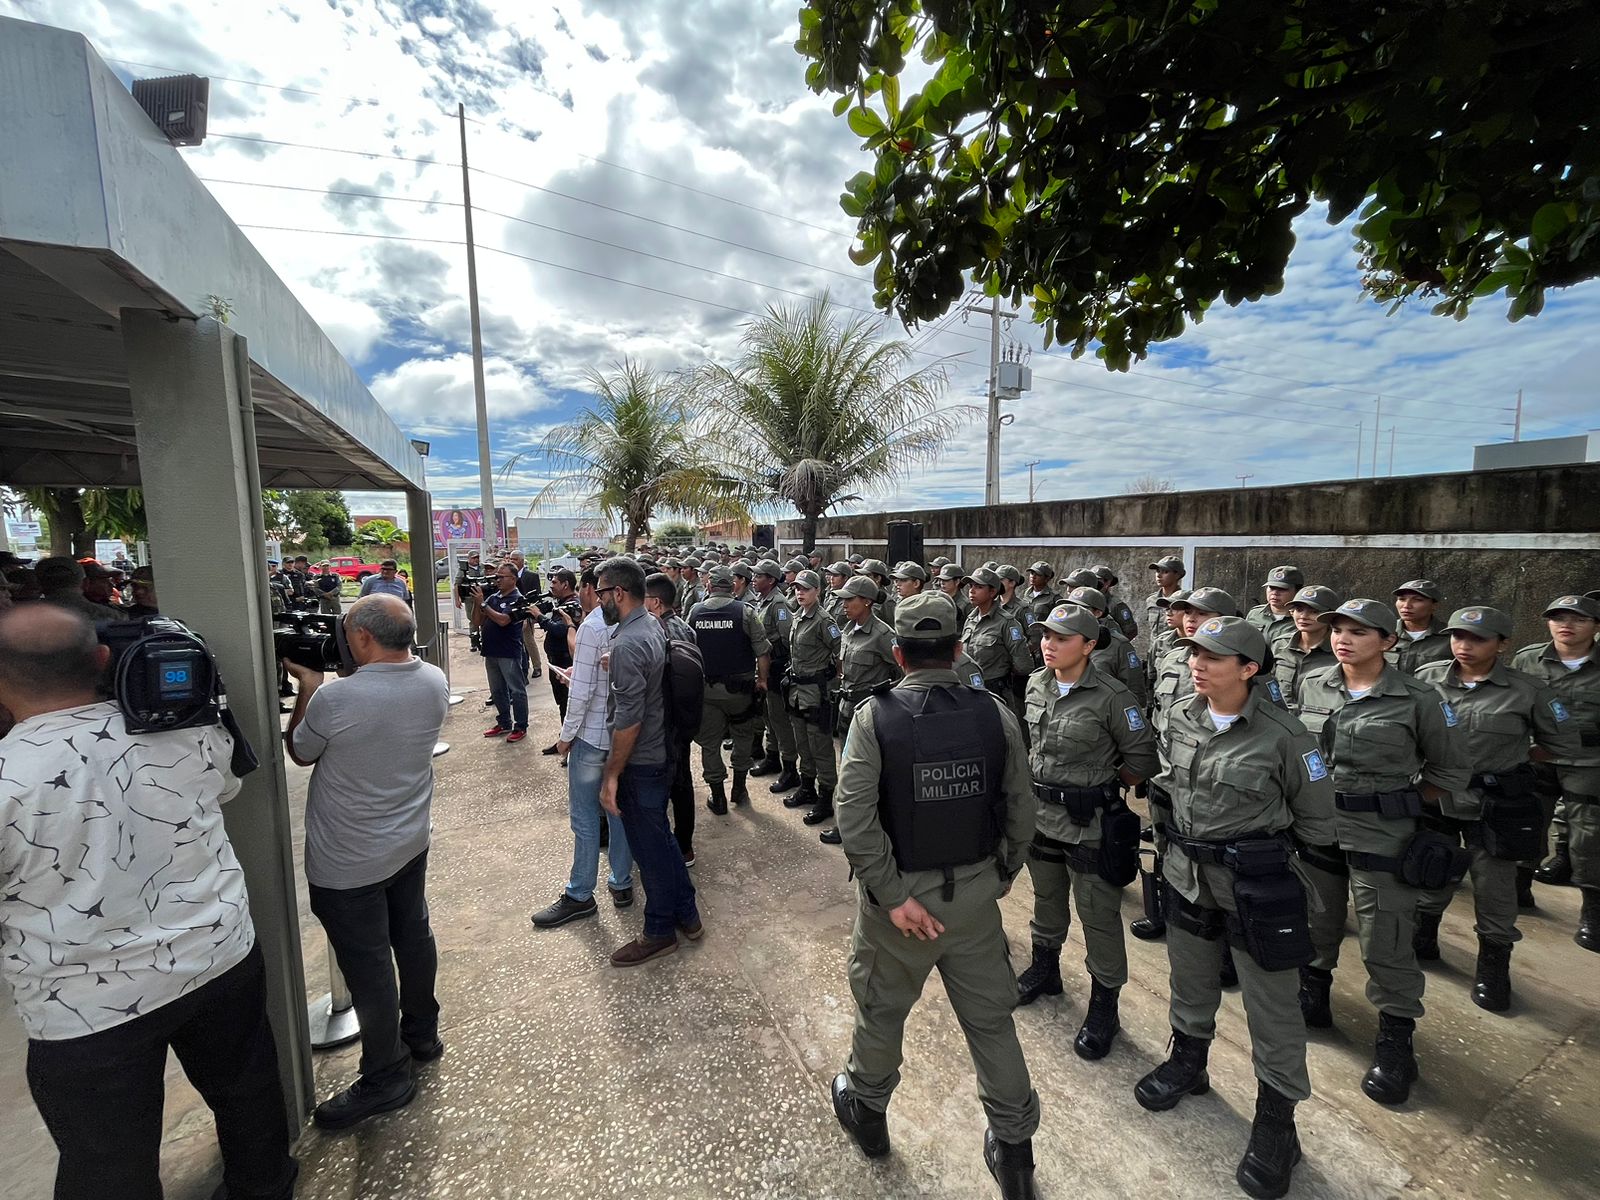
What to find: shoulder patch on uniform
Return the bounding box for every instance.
[1440,700,1459,727]
[1550,699,1570,722]
[1302,749,1329,781]
[1266,679,1284,706]
[777,607,789,620]
[828,624,840,638]
[970,673,986,690]
[1124,706,1146,731]
[1127,651,1140,669]
[1009,625,1022,641]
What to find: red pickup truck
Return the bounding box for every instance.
[326,555,386,582]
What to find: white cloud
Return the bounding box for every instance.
[367,352,555,423]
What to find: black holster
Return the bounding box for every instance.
[1097,803,1142,888]
[1479,788,1545,861]
[1140,849,1166,924]
[1228,871,1314,971]
[1164,880,1226,940]
[1348,831,1472,889]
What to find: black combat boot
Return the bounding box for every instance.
[1130,913,1167,940]
[749,750,781,777]
[783,777,817,809]
[1360,1011,1418,1106]
[1472,935,1512,1013]
[830,1073,889,1158]
[1535,837,1572,885]
[803,783,835,826]
[1516,865,1537,910]
[705,781,728,816]
[1074,979,1121,1060]
[1219,942,1239,988]
[1412,910,1443,961]
[1297,966,1333,1029]
[730,770,750,807]
[1015,942,1063,1006]
[768,760,801,793]
[1134,1029,1211,1111]
[983,1128,1039,1200]
[1235,1081,1302,1200]
[1579,888,1600,953]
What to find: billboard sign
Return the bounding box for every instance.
[432,507,508,548]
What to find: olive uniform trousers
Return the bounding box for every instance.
[697,682,761,785]
[1026,836,1128,987]
[1301,859,1426,1020]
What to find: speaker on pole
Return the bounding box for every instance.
[887,522,925,566]
[753,524,776,550]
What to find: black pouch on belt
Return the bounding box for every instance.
[1139,848,1166,924]
[1228,872,1314,971]
[1399,830,1472,889]
[1480,791,1546,861]
[1097,802,1142,887]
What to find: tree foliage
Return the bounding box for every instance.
[797,0,1600,368]
[354,518,406,551]
[263,489,355,550]
[699,295,966,549]
[506,358,748,553]
[1124,473,1176,494]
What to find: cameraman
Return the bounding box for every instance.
[473,563,531,743]
[456,549,485,652]
[508,551,545,675]
[0,604,297,1199]
[283,594,451,1129]
[537,568,582,750]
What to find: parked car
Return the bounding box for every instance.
[325,555,387,583]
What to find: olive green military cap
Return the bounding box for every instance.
[834,575,880,601]
[1180,614,1269,666]
[754,559,785,581]
[1288,584,1342,614]
[894,591,960,640]
[996,564,1023,584]
[1039,601,1101,641]
[683,555,703,568]
[1444,605,1514,639]
[1066,585,1108,612]
[1092,564,1119,585]
[1156,588,1190,608]
[1027,560,1055,578]
[1320,597,1394,631]
[966,566,1003,589]
[1264,564,1304,589]
[981,560,1000,572]
[892,561,928,582]
[1149,555,1185,574]
[847,553,865,566]
[937,563,966,583]
[706,566,735,591]
[729,561,754,580]
[784,557,807,573]
[826,561,854,577]
[930,556,951,569]
[1063,567,1100,590]
[859,558,890,577]
[1172,586,1237,616]
[1544,593,1600,620]
[1393,579,1442,601]
[662,557,682,569]
[793,569,822,591]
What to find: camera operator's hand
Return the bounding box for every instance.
[469,583,486,603]
[282,658,325,688]
[556,738,573,757]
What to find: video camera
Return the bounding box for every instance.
[456,569,495,601]
[272,610,356,674]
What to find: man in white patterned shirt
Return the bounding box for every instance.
[0,604,296,1200]
[531,567,634,927]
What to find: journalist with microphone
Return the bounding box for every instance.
[284,594,451,1129]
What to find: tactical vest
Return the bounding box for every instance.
[689,598,755,681]
[874,685,1007,876]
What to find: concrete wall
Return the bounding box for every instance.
[1474,433,1598,471]
[778,464,1600,653]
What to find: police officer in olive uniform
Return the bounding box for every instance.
[892,560,928,602]
[1145,556,1186,662]
[1414,606,1577,1010]
[858,558,895,627]
[936,563,974,627]
[1514,594,1600,948]
[1017,603,1158,1064]
[825,562,854,625]
[1065,585,1148,707]
[1292,598,1470,1106]
[829,592,1041,1200]
[1246,565,1302,643]
[687,567,771,814]
[783,570,842,824]
[1135,616,1335,1200]
[1021,561,1060,665]
[1092,565,1139,642]
[1391,580,1453,674]
[962,568,1034,714]
[750,561,799,788]
[1145,589,1188,701]
[996,564,1025,619]
[1271,585,1342,711]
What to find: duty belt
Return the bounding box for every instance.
[1470,770,1535,795]
[840,681,896,704]
[1165,828,1291,876]
[706,673,756,688]
[787,669,836,686]
[1032,781,1117,808]
[1334,789,1423,818]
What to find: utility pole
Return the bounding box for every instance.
[1235,473,1254,488]
[1387,426,1396,476]
[1355,421,1363,478]
[1513,388,1523,441]
[1025,459,1042,503]
[1372,396,1382,479]
[458,103,496,547]
[966,296,1016,507]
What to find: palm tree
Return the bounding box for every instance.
[699,295,967,550]
[505,358,747,552]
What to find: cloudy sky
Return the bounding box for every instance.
[10,0,1600,530]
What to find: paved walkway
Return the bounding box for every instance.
[4,636,1598,1198]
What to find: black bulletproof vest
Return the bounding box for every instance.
[689,598,755,680]
[874,685,1007,873]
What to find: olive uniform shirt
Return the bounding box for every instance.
[1145,625,1179,698]
[1389,619,1454,674]
[1024,661,1159,845]
[1245,604,1293,644]
[1270,632,1337,714]
[787,601,841,711]
[1144,590,1179,658]
[755,589,794,674]
[1510,640,1600,796]
[1415,659,1580,819]
[962,604,1033,690]
[835,668,1035,910]
[1021,588,1059,662]
[1105,592,1138,642]
[1294,662,1471,855]
[840,615,901,702]
[1094,623,1148,707]
[1156,688,1337,901]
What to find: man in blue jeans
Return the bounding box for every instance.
[530,571,635,928]
[596,556,702,966]
[474,563,529,743]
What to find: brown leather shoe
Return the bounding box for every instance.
[609,934,679,967]
[679,918,704,942]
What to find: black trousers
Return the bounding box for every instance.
[670,737,695,854]
[308,848,440,1088]
[25,943,296,1200]
[548,666,571,722]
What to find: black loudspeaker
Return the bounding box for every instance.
[887,521,925,566]
[752,524,775,550]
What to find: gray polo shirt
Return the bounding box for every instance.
[607,603,668,765]
[292,658,450,888]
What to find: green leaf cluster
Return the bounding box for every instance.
[797,0,1600,367]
